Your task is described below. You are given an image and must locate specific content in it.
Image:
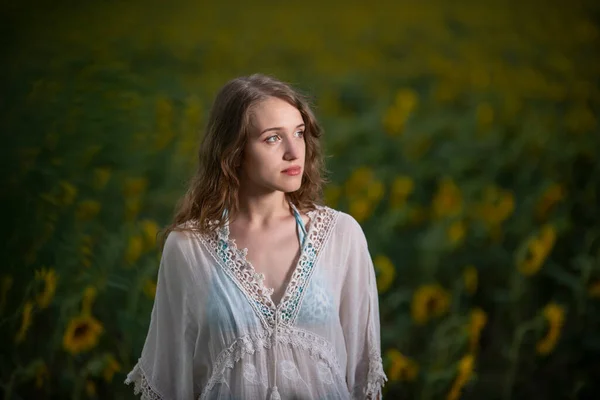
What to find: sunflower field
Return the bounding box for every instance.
[2,0,599,399]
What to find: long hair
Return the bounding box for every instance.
[163,74,326,243]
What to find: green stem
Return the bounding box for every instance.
[419,377,433,400]
[72,368,86,400]
[421,317,464,400]
[503,263,536,400]
[503,318,540,400]
[510,272,523,325]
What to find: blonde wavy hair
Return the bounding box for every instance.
[163,74,326,242]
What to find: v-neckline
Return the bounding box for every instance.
[224,203,308,307]
[208,204,335,328]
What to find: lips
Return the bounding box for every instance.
[282,166,302,174]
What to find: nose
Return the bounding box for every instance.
[283,137,301,161]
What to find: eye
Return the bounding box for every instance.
[265,135,280,143]
[295,130,305,138]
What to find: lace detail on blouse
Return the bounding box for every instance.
[124,362,165,400]
[354,344,388,400]
[198,205,337,328]
[280,207,337,325]
[199,224,277,327]
[200,326,344,400]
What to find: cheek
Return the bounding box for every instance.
[243,146,273,175]
[242,142,260,165]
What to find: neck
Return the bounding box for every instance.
[232,190,291,227]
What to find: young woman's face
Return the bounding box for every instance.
[241,96,306,195]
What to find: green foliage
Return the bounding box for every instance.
[1,0,599,399]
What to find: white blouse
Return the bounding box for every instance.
[125,204,387,400]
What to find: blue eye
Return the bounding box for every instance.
[295,130,305,138]
[265,135,280,143]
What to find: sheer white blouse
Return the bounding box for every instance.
[125,204,387,399]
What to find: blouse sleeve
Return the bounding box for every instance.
[339,214,388,399]
[125,230,199,400]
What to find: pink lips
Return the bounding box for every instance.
[282,166,302,176]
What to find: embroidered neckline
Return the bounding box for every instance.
[200,204,337,328]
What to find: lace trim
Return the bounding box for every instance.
[124,362,164,400]
[198,205,337,327]
[355,346,388,400]
[281,207,337,325]
[198,227,276,328]
[199,327,343,400]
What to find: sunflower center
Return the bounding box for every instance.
[426,296,438,314]
[74,323,90,338]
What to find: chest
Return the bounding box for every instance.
[230,223,303,304]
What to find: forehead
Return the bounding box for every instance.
[250,97,303,131]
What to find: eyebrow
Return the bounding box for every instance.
[259,123,305,136]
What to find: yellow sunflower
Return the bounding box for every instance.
[411,284,451,325]
[432,178,463,219]
[536,303,565,355]
[63,314,104,355]
[348,198,372,223]
[15,301,34,343]
[103,354,122,383]
[81,236,94,268]
[125,235,144,265]
[345,167,374,199]
[447,219,467,246]
[475,185,515,228]
[468,308,487,353]
[518,224,557,276]
[385,349,419,382]
[140,219,160,251]
[447,354,475,400]
[35,268,58,309]
[345,167,385,222]
[366,180,384,203]
[463,265,478,295]
[383,88,419,136]
[373,255,395,293]
[535,183,564,221]
[390,176,415,209]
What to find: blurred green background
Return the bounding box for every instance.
[1,0,599,398]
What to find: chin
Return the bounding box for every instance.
[281,185,303,194]
[274,181,303,194]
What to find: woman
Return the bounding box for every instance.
[125,74,387,399]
